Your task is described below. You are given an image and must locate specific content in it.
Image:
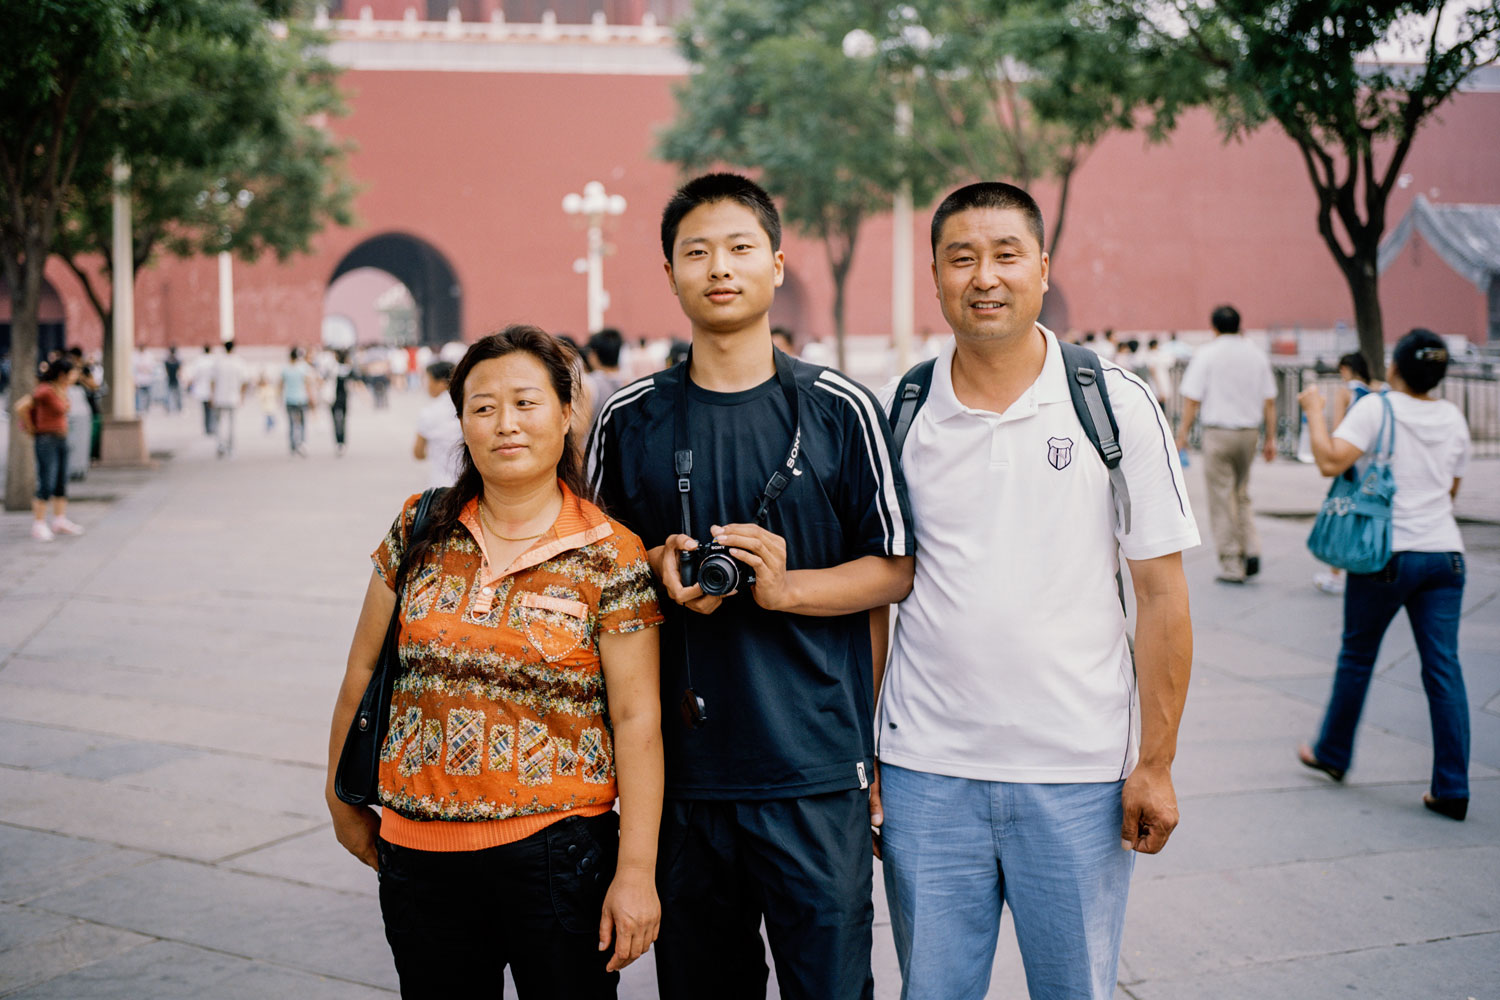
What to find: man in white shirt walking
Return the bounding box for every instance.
[209,341,249,458]
[875,182,1198,1000]
[1174,305,1278,583]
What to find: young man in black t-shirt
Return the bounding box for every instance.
[586,173,914,999]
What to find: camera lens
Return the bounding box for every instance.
[698,553,739,596]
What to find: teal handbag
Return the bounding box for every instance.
[1306,392,1397,575]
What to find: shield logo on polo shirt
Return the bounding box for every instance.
[1047,436,1074,470]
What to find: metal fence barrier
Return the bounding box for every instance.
[1157,361,1499,460]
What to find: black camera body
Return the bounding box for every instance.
[678,541,756,597]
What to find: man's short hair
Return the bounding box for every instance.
[1210,306,1241,334]
[930,182,1045,256]
[1392,328,1449,394]
[660,173,782,262]
[588,328,623,368]
[427,360,455,383]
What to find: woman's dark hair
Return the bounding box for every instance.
[397,325,592,588]
[1337,352,1372,383]
[1392,328,1449,395]
[39,357,74,382]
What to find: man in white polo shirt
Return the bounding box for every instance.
[874,182,1198,1000]
[1174,305,1278,583]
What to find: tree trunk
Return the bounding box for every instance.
[1345,256,1386,385]
[3,252,44,512]
[825,227,857,373]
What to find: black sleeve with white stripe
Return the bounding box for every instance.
[812,369,915,558]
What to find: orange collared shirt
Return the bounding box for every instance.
[370,482,662,852]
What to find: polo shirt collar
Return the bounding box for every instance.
[925,323,1070,422]
[460,480,613,586]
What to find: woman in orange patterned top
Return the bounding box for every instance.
[325,326,664,997]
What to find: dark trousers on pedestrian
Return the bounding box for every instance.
[331,402,347,447]
[377,812,620,999]
[1314,551,1470,799]
[654,789,874,1000]
[201,400,216,436]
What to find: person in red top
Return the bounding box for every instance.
[14,358,84,542]
[326,325,664,997]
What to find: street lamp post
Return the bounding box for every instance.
[562,181,626,334]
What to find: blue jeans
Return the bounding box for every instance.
[1314,550,1469,799]
[285,403,307,452]
[880,764,1133,1000]
[34,433,68,500]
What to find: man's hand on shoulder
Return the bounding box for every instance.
[1121,763,1178,854]
[648,535,724,615]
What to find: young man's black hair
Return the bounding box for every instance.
[929,181,1045,255]
[1393,327,1449,394]
[659,172,782,262]
[1211,305,1241,334]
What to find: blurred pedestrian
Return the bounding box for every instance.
[1296,329,1473,822]
[256,373,278,434]
[1174,305,1278,583]
[280,347,318,456]
[325,326,664,995]
[163,346,183,412]
[210,341,250,458]
[413,360,463,489]
[585,328,627,411]
[190,345,216,435]
[329,349,356,456]
[15,357,85,541]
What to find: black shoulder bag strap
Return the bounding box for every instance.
[669,350,801,728]
[334,486,443,805]
[1059,341,1132,535]
[888,358,938,461]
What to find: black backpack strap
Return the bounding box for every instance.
[888,358,937,461]
[1058,342,1131,534]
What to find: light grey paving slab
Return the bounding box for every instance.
[1176,691,1321,743]
[30,858,398,990]
[1124,930,1500,1000]
[5,939,396,999]
[0,683,324,765]
[45,742,196,782]
[0,769,318,862]
[1121,846,1500,981]
[0,720,124,770]
[0,903,153,995]
[0,825,154,904]
[1192,627,1340,681]
[1143,778,1500,879]
[0,655,340,724]
[119,753,326,821]
[0,596,63,654]
[225,828,379,897]
[1171,729,1455,799]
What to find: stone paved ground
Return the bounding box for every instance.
[1,388,1496,999]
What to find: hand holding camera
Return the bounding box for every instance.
[704,523,792,612]
[653,535,727,615]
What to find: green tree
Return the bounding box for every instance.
[1,0,351,511]
[55,16,355,353]
[658,0,943,367]
[1113,0,1500,374]
[897,0,1200,261]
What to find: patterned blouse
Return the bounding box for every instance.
[370,482,662,852]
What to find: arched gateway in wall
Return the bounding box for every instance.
[330,233,462,347]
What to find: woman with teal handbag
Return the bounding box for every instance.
[1294,330,1473,821]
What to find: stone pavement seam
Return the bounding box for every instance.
[0,716,331,770]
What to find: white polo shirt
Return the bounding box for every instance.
[1177,334,1277,429]
[877,328,1199,783]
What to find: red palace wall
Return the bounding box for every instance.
[36,38,1500,353]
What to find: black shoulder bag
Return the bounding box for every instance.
[334,487,443,806]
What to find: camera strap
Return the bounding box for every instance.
[672,346,802,536]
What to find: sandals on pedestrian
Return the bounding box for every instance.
[1422,793,1468,821]
[1297,744,1345,783]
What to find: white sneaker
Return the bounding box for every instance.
[31,520,55,542]
[1313,571,1345,595]
[51,517,85,536]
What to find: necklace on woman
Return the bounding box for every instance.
[477,498,547,542]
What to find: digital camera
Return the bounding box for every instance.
[678,541,756,597]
